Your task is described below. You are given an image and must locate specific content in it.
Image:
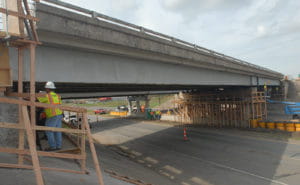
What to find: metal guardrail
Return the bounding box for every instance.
[38,0,282,77]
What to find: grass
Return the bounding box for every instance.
[65,95,174,109]
[65,100,128,107]
[148,95,173,108]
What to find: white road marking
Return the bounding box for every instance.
[136,139,289,185]
[181,152,289,185]
[289,157,300,161]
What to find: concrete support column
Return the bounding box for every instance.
[127,95,149,118]
[127,97,132,115]
[136,99,141,113]
[283,80,289,100]
[0,95,18,147]
[145,97,150,110]
[144,96,150,119]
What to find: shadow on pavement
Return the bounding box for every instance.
[90,117,141,133]
[92,120,299,185]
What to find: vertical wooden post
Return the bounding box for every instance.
[201,103,204,125]
[245,101,248,127]
[211,103,214,127]
[18,47,25,164]
[256,102,259,119]
[80,113,86,173]
[84,113,105,185]
[251,94,255,120]
[225,99,228,127]
[247,99,251,128]
[223,102,225,127]
[229,102,232,127]
[227,101,229,127]
[30,44,36,127]
[218,102,221,127]
[209,103,212,126]
[264,92,267,120]
[22,106,44,185]
[231,102,234,127]
[17,0,25,37]
[240,101,244,127]
[233,97,237,127]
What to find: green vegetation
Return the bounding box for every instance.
[65,94,173,109]
[148,95,173,108]
[65,100,127,107]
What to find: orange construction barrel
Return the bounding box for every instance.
[295,123,300,131]
[266,122,275,129]
[250,119,258,128]
[286,123,296,132]
[258,121,266,128]
[276,122,285,131]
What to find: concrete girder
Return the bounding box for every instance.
[9,46,280,87]
[35,3,283,81]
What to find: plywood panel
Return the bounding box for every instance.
[0,0,20,36]
[0,45,11,87]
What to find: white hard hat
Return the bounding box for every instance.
[45,81,56,89]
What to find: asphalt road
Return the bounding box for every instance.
[90,118,300,185]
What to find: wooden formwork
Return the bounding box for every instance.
[0,1,104,185]
[0,97,105,185]
[250,92,267,121]
[174,92,266,128]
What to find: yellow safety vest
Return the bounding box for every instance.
[38,91,62,118]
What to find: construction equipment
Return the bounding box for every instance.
[267,100,300,119]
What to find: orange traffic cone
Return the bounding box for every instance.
[183,127,188,141]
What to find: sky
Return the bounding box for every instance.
[64,0,300,78]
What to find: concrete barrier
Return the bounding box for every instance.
[110,111,128,116]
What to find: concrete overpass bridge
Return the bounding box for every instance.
[9,1,283,98]
[0,2,289,183]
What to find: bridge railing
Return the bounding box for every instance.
[36,0,282,77]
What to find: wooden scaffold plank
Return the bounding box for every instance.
[84,113,105,185]
[18,47,25,164]
[22,106,44,185]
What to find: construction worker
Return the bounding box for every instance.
[156,110,162,120]
[150,111,155,120]
[141,105,145,113]
[35,107,47,151]
[37,81,63,151]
